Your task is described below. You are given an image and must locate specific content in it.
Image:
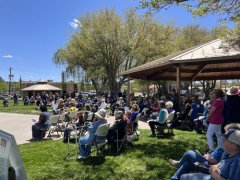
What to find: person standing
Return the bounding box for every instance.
[224,86,240,124]
[13,93,18,106]
[206,89,225,152]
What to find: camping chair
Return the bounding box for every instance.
[90,123,110,156]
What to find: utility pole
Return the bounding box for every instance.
[9,67,14,94]
[20,76,22,96]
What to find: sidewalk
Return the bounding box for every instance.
[0,113,149,145]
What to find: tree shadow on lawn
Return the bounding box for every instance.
[80,156,106,166]
[132,140,197,160]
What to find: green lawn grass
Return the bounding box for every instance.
[0,101,207,179]
[19,130,207,180]
[0,100,41,114]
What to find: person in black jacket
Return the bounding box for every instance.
[224,87,240,125]
[107,110,127,146]
[32,105,49,139]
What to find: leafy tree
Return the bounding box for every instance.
[176,24,215,50]
[54,8,177,97]
[0,82,7,93]
[0,76,4,82]
[139,0,240,22]
[139,0,240,48]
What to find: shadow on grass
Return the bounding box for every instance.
[80,156,106,166]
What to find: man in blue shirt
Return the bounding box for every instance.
[180,129,240,180]
[169,123,240,179]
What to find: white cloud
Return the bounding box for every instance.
[2,55,14,59]
[69,18,81,29]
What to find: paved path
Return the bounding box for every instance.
[0,113,149,145]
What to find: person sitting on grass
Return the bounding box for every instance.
[147,101,168,137]
[169,123,240,180]
[31,105,49,140]
[78,109,107,160]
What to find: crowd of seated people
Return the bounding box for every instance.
[27,87,240,168]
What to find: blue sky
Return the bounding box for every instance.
[0,0,229,82]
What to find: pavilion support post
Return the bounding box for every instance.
[190,81,193,96]
[176,65,181,109]
[147,80,150,97]
[127,76,130,107]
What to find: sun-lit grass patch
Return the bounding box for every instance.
[0,100,41,114]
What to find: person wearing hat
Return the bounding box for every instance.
[180,129,240,180]
[169,123,240,180]
[224,86,240,125]
[78,109,107,159]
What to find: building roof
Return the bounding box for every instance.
[21,84,62,91]
[120,39,240,81]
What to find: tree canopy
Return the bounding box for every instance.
[54,9,178,96]
[139,0,240,22]
[0,76,5,82]
[139,0,240,48]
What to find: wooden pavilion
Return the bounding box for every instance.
[120,39,240,103]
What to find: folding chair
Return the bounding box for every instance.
[178,109,192,130]
[155,111,175,135]
[165,111,175,134]
[47,115,60,138]
[90,123,110,156]
[68,111,77,120]
[128,114,140,140]
[64,124,79,160]
[115,125,128,154]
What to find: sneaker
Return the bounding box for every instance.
[149,134,156,137]
[77,156,87,160]
[169,159,180,168]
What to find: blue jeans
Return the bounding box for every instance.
[171,150,208,180]
[180,173,211,180]
[79,145,91,157]
[79,139,91,157]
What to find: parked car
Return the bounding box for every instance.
[0,94,13,100]
[79,91,89,97]
[89,90,96,96]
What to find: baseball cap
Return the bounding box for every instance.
[220,129,240,146]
